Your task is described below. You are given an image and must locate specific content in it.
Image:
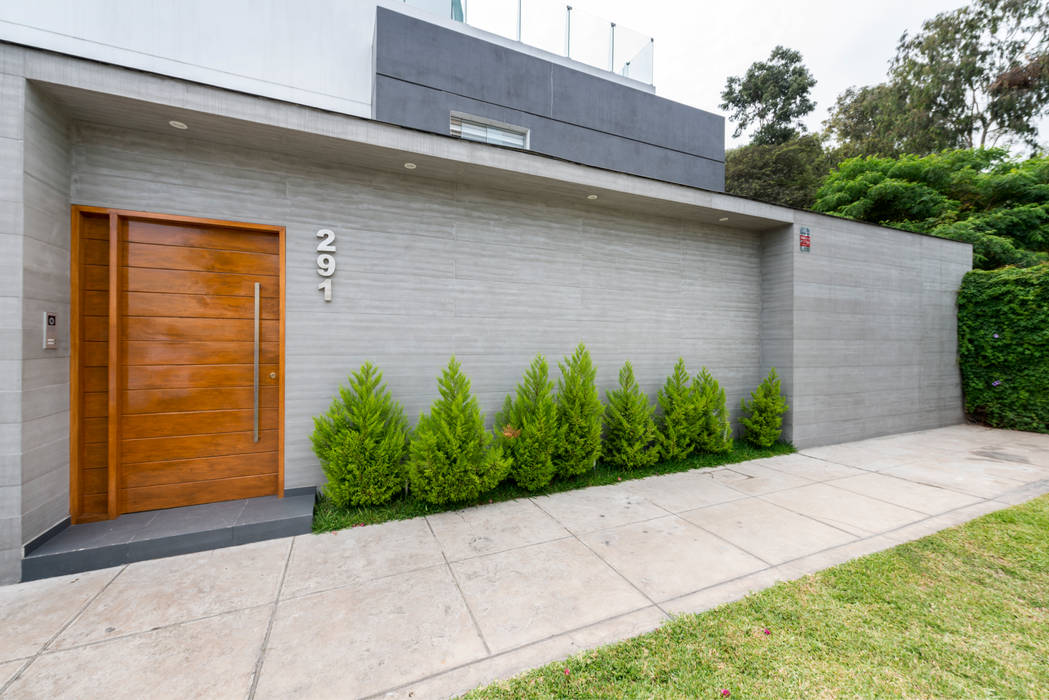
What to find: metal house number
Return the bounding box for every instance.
[316,229,336,301]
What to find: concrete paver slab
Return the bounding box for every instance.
[756,453,867,481]
[427,499,569,561]
[52,538,289,649]
[579,514,766,602]
[828,472,983,515]
[0,567,118,662]
[680,498,857,565]
[449,537,650,653]
[619,470,745,513]
[882,460,1027,498]
[5,606,268,700]
[721,462,814,496]
[280,517,444,599]
[762,482,926,537]
[256,564,487,699]
[532,483,666,535]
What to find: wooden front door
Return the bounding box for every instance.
[71,208,285,522]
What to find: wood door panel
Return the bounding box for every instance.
[128,222,279,254]
[125,317,278,342]
[83,392,107,418]
[125,341,279,366]
[123,453,279,489]
[125,386,278,414]
[84,264,109,291]
[83,367,107,392]
[124,268,279,297]
[122,429,278,464]
[126,241,276,275]
[73,208,283,522]
[123,473,278,513]
[122,408,278,439]
[82,467,108,494]
[82,238,108,265]
[125,291,279,319]
[125,364,278,390]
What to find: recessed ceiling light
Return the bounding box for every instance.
[168,120,188,130]
[718,216,729,222]
[586,194,598,200]
[403,162,417,170]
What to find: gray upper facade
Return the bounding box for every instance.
[372,7,726,191]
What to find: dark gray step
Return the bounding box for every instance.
[22,492,315,582]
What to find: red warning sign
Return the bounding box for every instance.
[799,226,811,252]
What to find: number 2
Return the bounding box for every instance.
[316,229,336,252]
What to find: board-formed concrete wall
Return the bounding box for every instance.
[787,213,971,446]
[69,120,766,491]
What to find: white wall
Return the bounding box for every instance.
[0,0,379,118]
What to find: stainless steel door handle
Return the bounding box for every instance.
[253,282,260,443]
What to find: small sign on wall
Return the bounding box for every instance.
[799,226,811,253]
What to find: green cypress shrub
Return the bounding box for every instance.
[310,362,409,507]
[656,358,694,460]
[408,357,510,504]
[603,361,658,470]
[692,367,734,453]
[740,368,790,447]
[497,354,560,490]
[554,343,604,477]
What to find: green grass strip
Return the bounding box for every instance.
[313,442,794,532]
[469,494,1049,699]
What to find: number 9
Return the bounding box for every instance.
[317,253,336,277]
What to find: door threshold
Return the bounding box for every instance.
[21,490,315,582]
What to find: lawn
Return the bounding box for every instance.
[468,494,1049,699]
[312,441,795,532]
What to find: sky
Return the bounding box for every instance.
[544,0,970,148]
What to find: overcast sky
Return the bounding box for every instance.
[556,0,970,148]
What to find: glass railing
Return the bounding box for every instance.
[401,0,654,85]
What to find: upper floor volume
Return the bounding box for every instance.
[0,0,725,190]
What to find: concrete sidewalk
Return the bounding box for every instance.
[2,424,1048,699]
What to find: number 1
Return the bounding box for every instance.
[318,278,332,302]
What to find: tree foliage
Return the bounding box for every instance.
[826,0,1049,156]
[497,354,559,491]
[311,362,409,507]
[603,361,658,470]
[725,134,834,208]
[408,357,510,504]
[554,343,604,478]
[740,368,790,448]
[720,46,817,146]
[813,148,1049,269]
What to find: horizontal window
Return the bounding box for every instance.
[450,113,529,149]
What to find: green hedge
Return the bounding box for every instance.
[958,265,1049,433]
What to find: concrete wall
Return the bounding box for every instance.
[68,121,763,492]
[21,84,70,547]
[373,8,726,191]
[0,50,25,584]
[787,213,971,446]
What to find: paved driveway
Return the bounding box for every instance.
[2,424,1048,699]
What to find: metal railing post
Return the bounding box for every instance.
[609,22,615,72]
[565,5,572,57]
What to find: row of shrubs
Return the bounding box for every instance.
[311,344,789,508]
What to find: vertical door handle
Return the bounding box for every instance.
[253,282,260,443]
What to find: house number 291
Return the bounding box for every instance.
[316,229,336,301]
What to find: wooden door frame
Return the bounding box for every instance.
[69,206,286,522]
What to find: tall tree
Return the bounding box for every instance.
[720,46,817,145]
[826,0,1049,156]
[724,134,833,208]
